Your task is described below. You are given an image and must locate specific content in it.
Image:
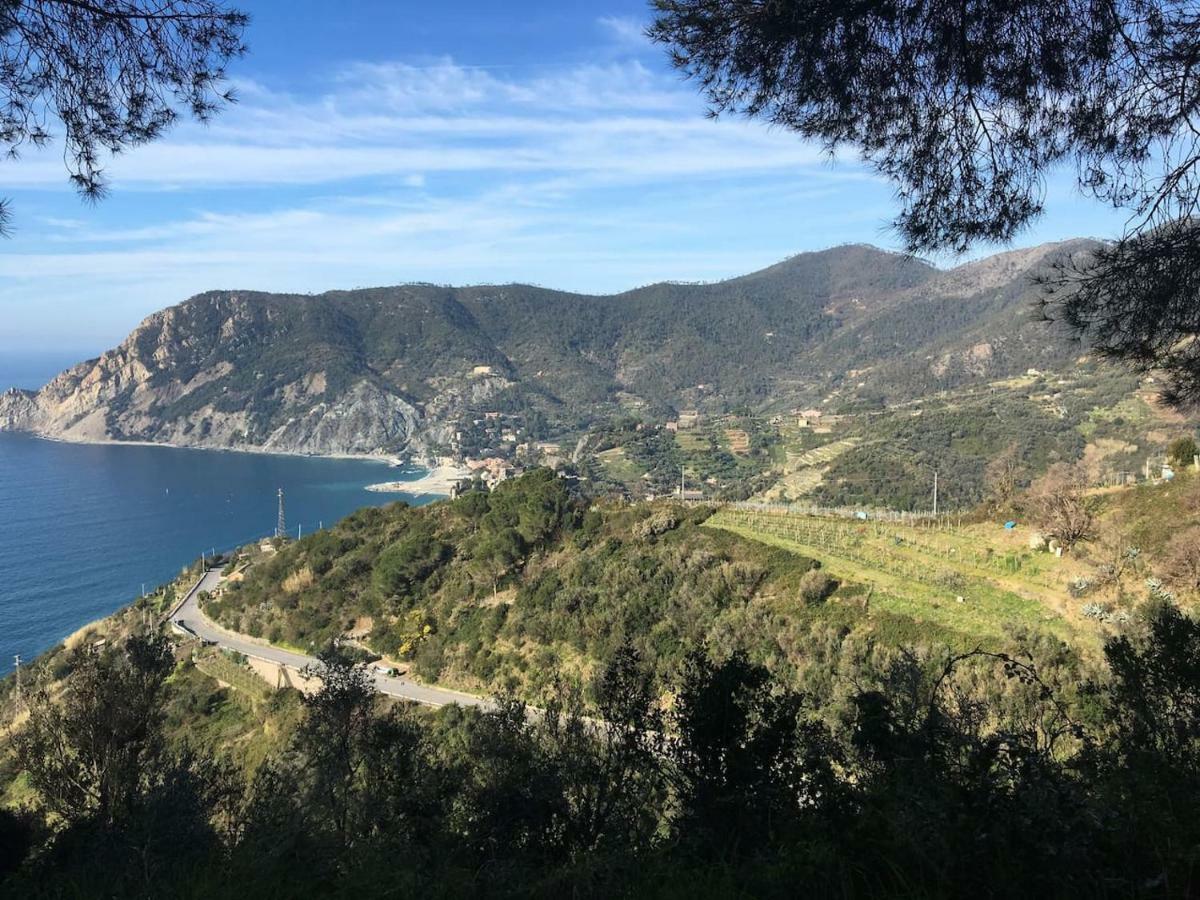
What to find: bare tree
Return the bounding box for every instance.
[1160,526,1200,595]
[0,0,247,232]
[985,443,1024,512]
[1030,464,1096,552]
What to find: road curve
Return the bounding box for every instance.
[174,568,493,711]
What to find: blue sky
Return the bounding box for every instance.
[0,0,1128,358]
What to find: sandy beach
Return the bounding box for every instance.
[367,463,473,496]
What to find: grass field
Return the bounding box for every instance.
[675,430,709,452]
[707,507,1091,645]
[597,447,644,484]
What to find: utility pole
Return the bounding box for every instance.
[276,488,286,539]
[933,471,939,517]
[680,466,685,499]
[13,655,21,701]
[297,524,302,541]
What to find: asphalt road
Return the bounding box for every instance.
[173,568,493,710]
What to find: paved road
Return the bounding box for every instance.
[173,569,493,710]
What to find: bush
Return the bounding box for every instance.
[1168,435,1198,468]
[798,568,836,605]
[633,510,680,539]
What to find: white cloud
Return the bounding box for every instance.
[2,59,835,191]
[0,55,890,347]
[597,15,652,49]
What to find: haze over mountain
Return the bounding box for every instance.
[0,240,1095,458]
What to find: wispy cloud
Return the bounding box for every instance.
[5,59,833,190]
[597,15,652,49]
[0,55,888,347]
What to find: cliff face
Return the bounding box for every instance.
[0,299,439,456]
[0,241,1091,457]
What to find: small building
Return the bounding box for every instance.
[473,365,495,376]
[677,410,703,429]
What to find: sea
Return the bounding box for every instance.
[0,352,435,671]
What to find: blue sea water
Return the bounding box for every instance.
[0,431,434,671]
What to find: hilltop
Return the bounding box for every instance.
[0,241,1094,459]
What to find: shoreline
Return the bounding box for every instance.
[367,464,472,497]
[2,428,410,467]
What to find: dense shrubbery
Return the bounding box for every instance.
[813,396,1085,510]
[7,603,1200,897]
[205,471,837,692]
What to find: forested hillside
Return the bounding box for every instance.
[0,241,1096,458]
[6,470,1200,897]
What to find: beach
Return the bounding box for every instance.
[367,463,473,496]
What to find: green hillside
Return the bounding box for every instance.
[6,470,1200,897]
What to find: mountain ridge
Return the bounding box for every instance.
[0,240,1096,459]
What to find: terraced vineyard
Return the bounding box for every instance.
[192,646,273,702]
[707,506,1089,644]
[761,437,859,501]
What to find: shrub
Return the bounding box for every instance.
[633,510,680,539]
[798,568,836,605]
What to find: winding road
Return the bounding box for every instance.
[172,568,493,710]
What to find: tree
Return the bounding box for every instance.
[372,527,450,601]
[669,650,836,855]
[15,634,174,829]
[1029,465,1095,551]
[0,807,35,882]
[295,649,379,857]
[0,0,247,233]
[541,644,666,854]
[1159,526,1200,594]
[985,444,1024,512]
[1168,435,1198,470]
[649,1,1200,406]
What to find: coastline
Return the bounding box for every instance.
[367,463,472,497]
[3,427,407,466]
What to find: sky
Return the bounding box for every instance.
[0,0,1129,358]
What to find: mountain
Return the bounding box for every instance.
[0,240,1094,458]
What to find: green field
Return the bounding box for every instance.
[707,507,1087,644]
[596,447,645,483]
[675,430,709,452]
